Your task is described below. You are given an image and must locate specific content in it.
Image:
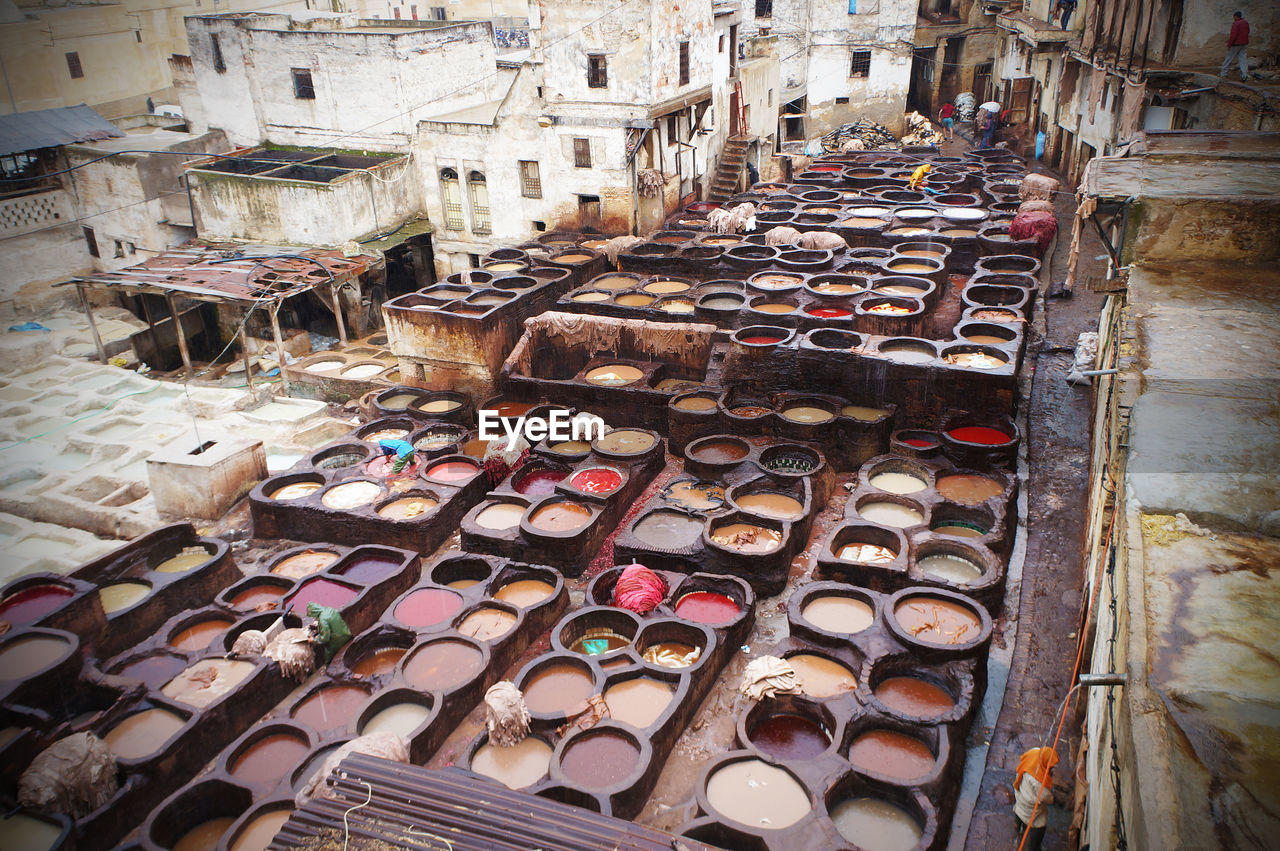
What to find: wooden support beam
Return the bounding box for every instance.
[165,291,194,381]
[77,284,108,365]
[239,320,254,393]
[270,303,291,396]
[330,282,348,346]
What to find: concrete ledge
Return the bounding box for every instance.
[147,436,266,521]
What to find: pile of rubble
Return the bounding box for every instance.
[818,118,899,153]
[901,111,945,147]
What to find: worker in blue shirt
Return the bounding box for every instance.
[378,439,416,473]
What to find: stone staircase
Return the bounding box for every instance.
[708,136,753,204]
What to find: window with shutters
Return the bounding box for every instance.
[587,54,607,88]
[573,138,591,168]
[211,35,226,73]
[850,50,871,78]
[65,52,83,79]
[519,160,542,198]
[468,171,491,233]
[292,68,315,99]
[679,42,690,86]
[440,168,464,230]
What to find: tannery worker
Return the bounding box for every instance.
[908,163,932,191]
[378,438,416,473]
[1012,745,1059,850]
[1222,10,1250,82]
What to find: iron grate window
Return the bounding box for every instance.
[440,168,464,230]
[755,0,772,17]
[850,50,871,78]
[587,54,607,88]
[679,42,690,86]
[519,160,542,198]
[468,171,491,234]
[292,68,315,99]
[573,138,592,169]
[65,52,83,79]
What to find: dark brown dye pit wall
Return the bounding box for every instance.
[612,436,833,595]
[459,428,666,572]
[453,568,754,821]
[133,552,569,850]
[362,386,475,424]
[249,415,492,552]
[680,583,993,851]
[817,453,1017,612]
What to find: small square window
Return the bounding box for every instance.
[836,97,850,104]
[679,42,690,86]
[755,0,772,17]
[573,137,591,168]
[519,160,542,198]
[65,52,83,79]
[587,54,607,88]
[667,114,678,141]
[532,220,546,232]
[292,68,315,99]
[468,253,481,268]
[850,50,871,78]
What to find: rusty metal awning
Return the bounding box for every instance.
[0,104,124,156]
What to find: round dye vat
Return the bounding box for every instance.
[972,308,1019,322]
[702,295,744,309]
[585,364,643,386]
[402,641,484,691]
[802,596,874,634]
[705,759,811,830]
[936,474,1004,505]
[114,653,188,689]
[379,393,419,409]
[595,430,655,455]
[528,501,593,533]
[0,584,73,625]
[457,607,517,641]
[877,284,928,297]
[879,344,933,364]
[838,543,897,564]
[789,654,857,698]
[943,227,978,237]
[490,401,537,419]
[394,588,463,628]
[841,405,888,421]
[362,702,430,737]
[425,460,479,482]
[315,451,366,471]
[99,581,149,613]
[230,733,309,786]
[417,398,461,414]
[738,335,783,345]
[569,628,632,656]
[888,226,931,236]
[674,592,740,625]
[604,678,674,728]
[900,248,945,259]
[782,405,834,424]
[229,809,292,851]
[365,455,423,479]
[336,556,401,584]
[378,496,438,520]
[514,466,568,496]
[549,439,591,455]
[932,521,987,538]
[571,467,622,495]
[0,635,70,680]
[103,708,186,760]
[556,253,594,263]
[229,584,287,612]
[664,480,725,511]
[735,492,804,520]
[869,471,927,495]
[270,481,321,501]
[875,677,956,718]
[173,817,236,851]
[644,279,690,294]
[948,425,1013,445]
[815,282,864,296]
[162,659,255,708]
[474,502,527,531]
[573,291,609,303]
[154,547,212,573]
[691,439,749,464]
[866,303,913,316]
[749,713,831,760]
[673,395,717,412]
[710,523,782,554]
[893,596,982,646]
[918,553,984,585]
[754,302,795,314]
[363,428,410,443]
[902,438,936,448]
[287,579,357,615]
[615,293,655,307]
[415,429,464,451]
[322,481,381,510]
[830,797,923,851]
[271,549,339,579]
[170,618,232,652]
[446,578,480,589]
[752,274,802,290]
[292,685,369,731]
[559,731,639,789]
[944,351,1006,370]
[523,664,595,715]
[886,262,937,275]
[303,359,344,374]
[349,646,406,677]
[594,275,639,291]
[806,306,852,318]
[1,813,63,850]
[470,294,509,306]
[858,502,923,528]
[848,729,935,781]
[471,737,552,789]
[963,333,1011,345]
[642,641,701,669]
[494,579,555,608]
[633,510,704,549]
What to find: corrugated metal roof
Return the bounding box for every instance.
[0,104,124,156]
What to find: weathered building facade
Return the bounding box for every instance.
[909,0,1002,118]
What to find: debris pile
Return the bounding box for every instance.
[901,111,945,147]
[818,118,899,153]
[955,92,977,123]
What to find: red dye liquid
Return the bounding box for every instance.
[748,713,832,760]
[514,467,568,495]
[0,585,73,624]
[806,306,852,318]
[674,591,740,625]
[287,578,358,614]
[740,335,783,345]
[903,438,937,448]
[947,426,1013,445]
[426,461,479,482]
[336,557,401,583]
[571,468,623,495]
[811,165,842,172]
[394,588,463,628]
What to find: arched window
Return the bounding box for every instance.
[468,170,491,234]
[440,168,463,230]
